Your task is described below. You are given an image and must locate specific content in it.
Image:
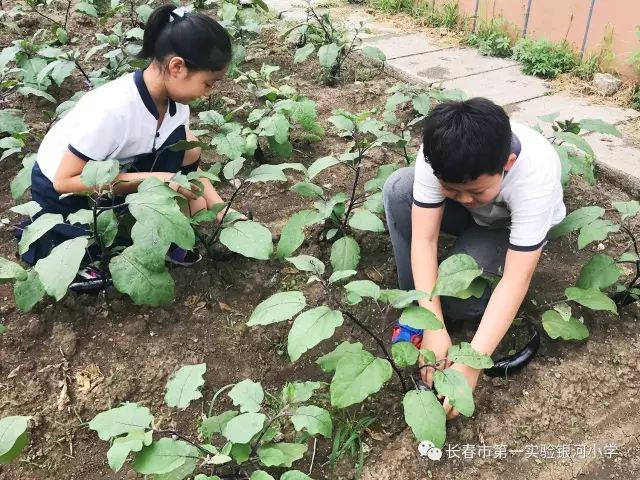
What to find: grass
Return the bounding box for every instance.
[366,0,465,30]
[463,18,513,58]
[512,37,577,78]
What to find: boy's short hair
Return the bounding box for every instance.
[422,97,512,183]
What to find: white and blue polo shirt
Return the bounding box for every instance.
[36,69,190,181]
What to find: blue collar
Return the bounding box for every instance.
[511,133,521,158]
[133,69,177,120]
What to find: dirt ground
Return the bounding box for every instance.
[1,3,639,480]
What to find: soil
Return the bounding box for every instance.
[1,2,640,480]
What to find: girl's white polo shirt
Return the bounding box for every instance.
[36,69,190,181]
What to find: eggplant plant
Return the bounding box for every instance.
[88,364,328,479]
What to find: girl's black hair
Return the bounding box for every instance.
[139,4,232,72]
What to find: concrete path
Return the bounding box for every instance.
[266,1,640,188]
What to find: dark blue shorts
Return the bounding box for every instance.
[20,125,188,265]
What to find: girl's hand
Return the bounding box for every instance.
[160,173,200,200]
[216,208,249,225]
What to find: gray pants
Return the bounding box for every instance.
[383,167,510,322]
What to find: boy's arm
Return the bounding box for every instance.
[441,246,542,419]
[410,203,454,385]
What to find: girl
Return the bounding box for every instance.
[24,5,232,291]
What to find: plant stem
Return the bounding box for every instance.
[27,3,61,26]
[206,181,248,246]
[343,133,363,229]
[248,412,291,459]
[154,430,212,457]
[64,0,72,28]
[619,225,640,305]
[322,281,408,392]
[74,59,93,87]
[91,198,110,292]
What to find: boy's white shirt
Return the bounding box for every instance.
[36,70,190,181]
[413,120,566,250]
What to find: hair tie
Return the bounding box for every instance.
[169,6,190,21]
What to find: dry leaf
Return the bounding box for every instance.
[365,267,383,283]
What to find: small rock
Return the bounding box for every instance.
[593,73,622,96]
[24,315,47,338]
[1,218,9,225]
[51,323,77,357]
[123,318,147,335]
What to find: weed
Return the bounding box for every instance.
[512,37,577,78]
[464,19,513,57]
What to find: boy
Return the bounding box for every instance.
[382,98,565,419]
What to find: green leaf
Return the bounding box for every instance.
[618,252,639,262]
[18,213,63,255]
[259,113,290,144]
[554,131,595,158]
[344,280,380,300]
[247,164,287,183]
[399,306,443,330]
[433,368,475,416]
[34,237,88,301]
[291,405,332,438]
[307,156,339,180]
[548,206,605,238]
[316,341,364,373]
[447,342,494,369]
[0,431,28,465]
[219,221,273,260]
[0,257,27,283]
[542,310,589,340]
[330,350,392,408]
[67,209,93,225]
[11,154,37,200]
[107,430,153,472]
[258,443,307,468]
[318,43,340,68]
[412,93,431,116]
[328,114,354,133]
[288,307,344,362]
[538,112,560,123]
[454,277,487,299]
[286,255,325,275]
[249,290,307,326]
[576,254,622,290]
[222,413,266,444]
[330,236,360,271]
[88,403,153,441]
[0,109,27,135]
[579,118,622,137]
[402,390,446,448]
[14,270,45,312]
[164,364,207,409]
[280,472,313,480]
[348,209,385,232]
[126,180,194,250]
[290,182,323,198]
[612,200,640,221]
[213,131,247,161]
[565,287,618,313]
[392,342,419,367]
[229,443,251,464]
[577,220,619,249]
[75,2,98,16]
[133,438,194,475]
[228,379,264,413]
[97,209,118,247]
[388,290,428,308]
[431,254,483,298]
[281,382,324,404]
[251,472,275,480]
[200,411,238,437]
[328,270,357,284]
[276,210,324,259]
[110,246,174,306]
[18,86,56,103]
[0,416,30,460]
[294,44,315,63]
[361,45,386,62]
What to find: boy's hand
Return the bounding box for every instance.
[419,329,452,388]
[439,362,481,420]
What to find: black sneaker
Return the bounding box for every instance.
[166,247,202,266]
[69,267,112,294]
